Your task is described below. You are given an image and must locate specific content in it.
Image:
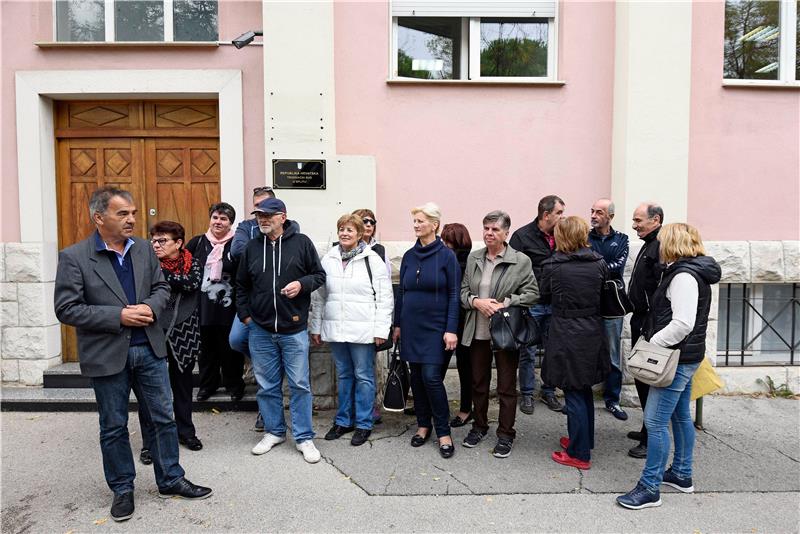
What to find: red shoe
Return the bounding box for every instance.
[559,436,570,450]
[552,451,591,470]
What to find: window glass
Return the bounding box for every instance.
[174,0,218,41]
[56,0,105,42]
[717,284,747,353]
[760,284,796,352]
[724,0,781,80]
[480,18,548,77]
[115,0,164,41]
[397,17,461,80]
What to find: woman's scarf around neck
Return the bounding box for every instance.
[161,248,193,275]
[204,228,235,281]
[340,241,367,263]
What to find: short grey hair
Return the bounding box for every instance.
[483,210,511,231]
[88,187,133,220]
[646,203,664,225]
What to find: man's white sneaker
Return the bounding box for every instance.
[251,433,285,455]
[296,440,321,463]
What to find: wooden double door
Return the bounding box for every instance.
[56,100,222,362]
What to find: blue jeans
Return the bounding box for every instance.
[519,304,555,397]
[602,317,624,405]
[229,315,250,359]
[640,362,701,491]
[564,387,595,461]
[330,342,376,430]
[409,362,451,438]
[248,322,314,442]
[90,344,184,494]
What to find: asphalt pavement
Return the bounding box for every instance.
[2,396,798,533]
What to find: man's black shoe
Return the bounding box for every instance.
[139,448,152,465]
[324,424,355,440]
[350,428,371,446]
[110,492,134,522]
[627,430,644,441]
[179,436,203,451]
[628,443,647,459]
[541,394,564,412]
[228,384,245,402]
[196,389,215,401]
[158,478,212,500]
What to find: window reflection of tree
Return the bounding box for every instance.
[724,0,780,80]
[174,0,218,41]
[116,0,164,41]
[480,20,547,77]
[398,19,456,80]
[60,0,105,41]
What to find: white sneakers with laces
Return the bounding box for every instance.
[251,433,286,455]
[296,440,321,463]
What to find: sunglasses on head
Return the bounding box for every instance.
[253,186,273,195]
[362,218,377,225]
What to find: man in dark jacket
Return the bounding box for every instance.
[589,198,630,421]
[509,195,566,413]
[626,202,664,458]
[236,198,326,463]
[54,187,211,522]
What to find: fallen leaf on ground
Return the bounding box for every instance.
[27,416,42,421]
[211,408,220,414]
[93,518,107,525]
[433,477,440,481]
[486,497,493,503]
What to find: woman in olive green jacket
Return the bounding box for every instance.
[459,210,539,458]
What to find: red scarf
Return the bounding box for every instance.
[160,248,193,275]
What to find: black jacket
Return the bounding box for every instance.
[509,217,553,283]
[236,221,325,334]
[539,248,610,390]
[628,227,663,316]
[646,256,722,364]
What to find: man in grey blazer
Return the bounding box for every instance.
[54,187,212,522]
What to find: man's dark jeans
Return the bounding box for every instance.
[90,344,185,495]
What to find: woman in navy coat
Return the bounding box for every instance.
[393,202,461,459]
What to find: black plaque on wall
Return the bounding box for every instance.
[272,160,326,190]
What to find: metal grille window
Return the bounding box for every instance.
[717,283,799,366]
[55,0,218,42]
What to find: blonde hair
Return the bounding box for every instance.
[336,213,365,239]
[411,202,441,233]
[554,216,590,253]
[659,223,705,263]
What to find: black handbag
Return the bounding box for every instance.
[600,278,633,318]
[364,257,393,352]
[486,264,541,352]
[382,345,410,412]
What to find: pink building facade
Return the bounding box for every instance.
[1,1,798,390]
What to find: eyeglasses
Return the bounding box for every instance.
[150,238,173,246]
[362,218,377,225]
[253,186,274,195]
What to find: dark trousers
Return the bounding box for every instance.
[444,343,473,414]
[140,352,196,447]
[631,313,650,445]
[91,345,184,494]
[564,387,595,461]
[199,325,244,393]
[409,362,451,438]
[470,340,519,440]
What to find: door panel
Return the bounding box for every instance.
[55,100,220,363]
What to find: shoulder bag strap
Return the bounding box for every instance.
[364,256,377,302]
[490,262,509,300]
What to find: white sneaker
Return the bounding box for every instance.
[296,440,321,463]
[251,433,285,455]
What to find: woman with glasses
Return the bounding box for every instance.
[139,221,204,464]
[186,202,245,403]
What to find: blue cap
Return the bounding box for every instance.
[252,197,286,215]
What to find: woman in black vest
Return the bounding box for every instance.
[617,223,721,510]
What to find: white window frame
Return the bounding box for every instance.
[723,0,799,86]
[53,0,217,43]
[389,10,559,82]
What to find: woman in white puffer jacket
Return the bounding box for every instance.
[310,213,394,446]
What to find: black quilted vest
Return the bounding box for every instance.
[645,259,716,364]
